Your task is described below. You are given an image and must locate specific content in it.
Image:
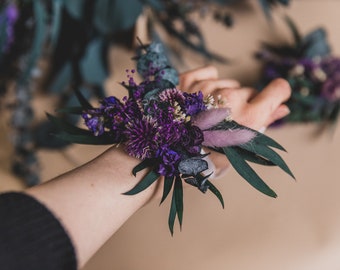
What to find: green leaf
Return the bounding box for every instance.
[223,147,277,198]
[64,0,84,19]
[160,176,175,204]
[124,170,160,195]
[174,177,183,228]
[132,159,152,176]
[233,147,275,166]
[284,16,302,46]
[240,143,295,179]
[46,113,90,135]
[93,0,143,34]
[206,180,224,208]
[168,190,177,236]
[55,132,117,145]
[252,132,286,151]
[50,0,63,48]
[80,38,108,85]
[49,62,72,93]
[19,0,47,84]
[56,106,84,114]
[75,88,93,109]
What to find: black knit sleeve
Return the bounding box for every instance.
[0,192,77,270]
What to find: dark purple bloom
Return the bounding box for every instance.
[1,3,19,52]
[82,109,105,136]
[320,57,340,102]
[321,75,340,102]
[124,116,161,159]
[156,147,181,177]
[183,91,206,116]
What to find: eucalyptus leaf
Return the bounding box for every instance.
[50,0,63,48]
[49,62,72,93]
[64,0,84,19]
[80,38,108,85]
[93,0,143,34]
[178,158,208,175]
[19,0,47,84]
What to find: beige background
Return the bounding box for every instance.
[1,1,340,270]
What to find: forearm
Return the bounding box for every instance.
[26,146,156,268]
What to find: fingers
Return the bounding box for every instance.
[188,79,241,95]
[179,65,219,91]
[237,79,292,130]
[249,78,291,114]
[264,104,290,126]
[214,87,256,107]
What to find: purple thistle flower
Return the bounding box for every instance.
[202,129,256,147]
[124,116,161,159]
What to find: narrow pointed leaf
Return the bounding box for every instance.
[168,191,177,236]
[223,147,277,198]
[160,176,175,204]
[233,147,275,166]
[206,180,224,208]
[132,159,153,176]
[55,132,116,145]
[124,170,160,195]
[174,177,183,228]
[56,106,84,114]
[240,143,295,179]
[46,113,91,135]
[75,88,93,109]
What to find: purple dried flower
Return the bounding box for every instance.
[192,108,231,130]
[183,91,206,116]
[1,3,19,52]
[124,116,161,159]
[82,109,105,136]
[156,147,181,177]
[321,75,340,102]
[202,129,256,147]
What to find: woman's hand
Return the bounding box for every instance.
[179,66,291,177]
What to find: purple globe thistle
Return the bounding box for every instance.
[124,116,161,159]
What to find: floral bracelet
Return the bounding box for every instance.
[50,43,294,234]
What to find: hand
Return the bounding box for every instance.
[179,66,291,177]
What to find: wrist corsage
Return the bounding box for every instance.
[256,17,340,126]
[49,43,294,234]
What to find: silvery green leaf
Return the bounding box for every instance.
[178,158,208,175]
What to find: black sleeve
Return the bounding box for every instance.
[0,192,77,270]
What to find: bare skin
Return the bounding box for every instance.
[26,66,291,269]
